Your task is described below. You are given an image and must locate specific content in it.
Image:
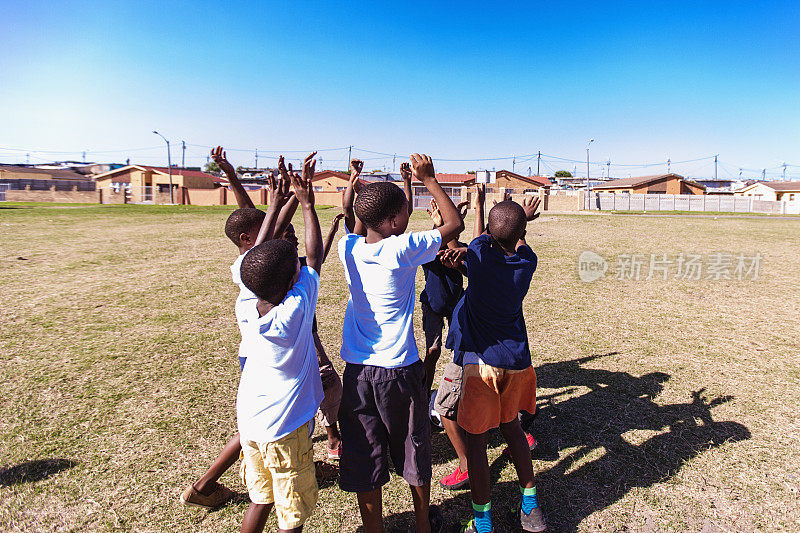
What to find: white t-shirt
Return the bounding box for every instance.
[236,266,324,443]
[338,229,443,368]
[231,252,259,359]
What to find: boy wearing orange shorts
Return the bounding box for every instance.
[445,197,546,533]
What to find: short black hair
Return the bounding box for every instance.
[354,182,407,229]
[225,208,265,246]
[487,200,527,248]
[240,240,299,301]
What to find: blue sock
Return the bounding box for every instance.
[521,486,539,514]
[472,501,492,533]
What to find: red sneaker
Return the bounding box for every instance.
[327,443,341,461]
[502,432,537,457]
[439,466,469,490]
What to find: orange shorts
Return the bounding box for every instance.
[457,364,537,434]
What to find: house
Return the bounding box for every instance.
[733,181,800,202]
[493,170,552,191]
[93,165,222,191]
[0,164,96,191]
[592,174,705,195]
[693,178,747,195]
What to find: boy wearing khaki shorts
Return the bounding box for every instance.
[236,153,324,532]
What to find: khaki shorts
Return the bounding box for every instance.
[433,362,463,419]
[240,421,318,529]
[457,364,537,435]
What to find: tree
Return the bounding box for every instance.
[555,170,572,177]
[204,160,221,175]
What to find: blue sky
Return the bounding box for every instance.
[1,1,798,178]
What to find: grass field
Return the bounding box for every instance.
[1,203,799,532]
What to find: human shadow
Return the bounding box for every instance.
[398,353,750,531]
[0,458,76,486]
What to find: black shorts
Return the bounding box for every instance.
[421,302,450,351]
[338,360,432,492]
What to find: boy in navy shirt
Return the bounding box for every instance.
[446,195,546,533]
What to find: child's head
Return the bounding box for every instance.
[240,239,300,302]
[225,208,266,251]
[278,223,299,250]
[354,182,410,235]
[487,200,527,251]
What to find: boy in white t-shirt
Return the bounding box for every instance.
[182,147,296,509]
[237,154,324,533]
[337,154,464,533]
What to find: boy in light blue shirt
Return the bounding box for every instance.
[337,154,464,533]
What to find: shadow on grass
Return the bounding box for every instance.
[0,458,77,486]
[387,352,751,532]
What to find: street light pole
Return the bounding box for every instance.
[152,131,174,204]
[586,138,594,208]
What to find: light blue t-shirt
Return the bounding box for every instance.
[338,229,443,368]
[236,266,323,443]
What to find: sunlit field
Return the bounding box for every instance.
[1,204,798,532]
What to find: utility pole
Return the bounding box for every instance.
[181,141,186,169]
[586,139,594,199]
[667,158,671,174]
[714,155,718,181]
[537,151,541,176]
[607,159,611,180]
[152,131,174,204]
[82,151,86,163]
[512,155,516,173]
[255,149,258,169]
[348,145,352,170]
[527,166,531,177]
[762,168,766,180]
[393,154,396,172]
[26,153,30,164]
[783,162,787,181]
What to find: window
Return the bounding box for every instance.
[313,186,323,192]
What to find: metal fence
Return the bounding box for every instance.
[584,192,800,215]
[0,183,9,201]
[412,186,462,210]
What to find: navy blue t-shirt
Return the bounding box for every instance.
[446,234,537,370]
[420,256,464,317]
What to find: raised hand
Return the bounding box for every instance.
[266,169,293,208]
[426,198,443,227]
[350,159,364,180]
[410,153,436,182]
[522,196,541,221]
[210,146,236,176]
[400,162,412,181]
[472,183,485,211]
[331,212,345,227]
[457,200,470,220]
[289,151,317,207]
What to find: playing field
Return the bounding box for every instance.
[1,204,798,532]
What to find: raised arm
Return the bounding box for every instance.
[290,152,323,274]
[411,153,464,244]
[472,183,485,240]
[400,162,414,215]
[343,159,366,236]
[519,196,541,249]
[211,146,254,209]
[253,171,292,246]
[322,212,344,262]
[270,155,300,237]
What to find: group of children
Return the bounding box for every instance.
[180,147,546,533]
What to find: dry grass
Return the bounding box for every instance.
[1,204,799,532]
